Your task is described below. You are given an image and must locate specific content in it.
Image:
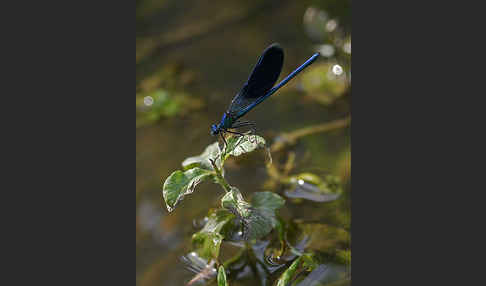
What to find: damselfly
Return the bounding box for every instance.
[210,43,320,145]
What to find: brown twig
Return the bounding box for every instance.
[270,116,351,152]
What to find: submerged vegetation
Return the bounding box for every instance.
[136,64,204,127]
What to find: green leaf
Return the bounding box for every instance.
[221,187,251,218]
[243,208,275,241]
[249,192,285,232]
[276,256,302,286]
[276,254,318,286]
[192,209,235,260]
[263,217,287,260]
[251,191,285,211]
[192,232,223,261]
[217,265,228,286]
[162,167,214,212]
[221,188,284,240]
[182,142,221,170]
[222,135,266,161]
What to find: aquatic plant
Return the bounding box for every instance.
[162,133,350,285]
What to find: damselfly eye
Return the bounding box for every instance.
[210,124,219,135]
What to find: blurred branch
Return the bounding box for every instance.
[136,0,287,64]
[271,116,350,152]
[283,152,296,176]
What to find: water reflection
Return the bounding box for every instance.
[137,200,180,248]
[181,252,217,285]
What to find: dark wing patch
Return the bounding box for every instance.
[228,43,284,118]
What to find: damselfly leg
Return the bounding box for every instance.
[225,130,246,151]
[219,130,245,152]
[219,132,227,148]
[232,121,257,143]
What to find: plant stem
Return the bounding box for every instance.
[210,158,232,193]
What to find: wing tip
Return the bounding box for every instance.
[266,42,283,53]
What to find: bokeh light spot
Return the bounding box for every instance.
[143,96,154,106]
[318,44,335,57]
[332,64,343,76]
[326,19,338,32]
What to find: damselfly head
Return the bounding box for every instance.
[210,124,219,136]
